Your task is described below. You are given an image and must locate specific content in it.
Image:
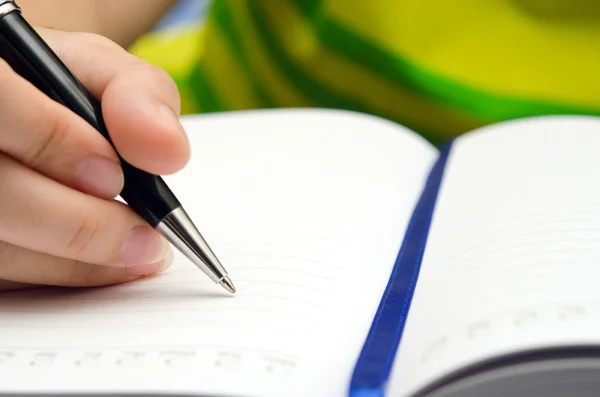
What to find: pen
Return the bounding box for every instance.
[0,0,235,294]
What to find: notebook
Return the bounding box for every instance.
[1,109,600,397]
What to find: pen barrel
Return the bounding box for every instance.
[0,10,180,227]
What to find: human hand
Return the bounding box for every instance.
[0,28,190,291]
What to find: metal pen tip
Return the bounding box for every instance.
[220,276,236,294]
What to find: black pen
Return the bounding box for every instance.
[0,0,235,293]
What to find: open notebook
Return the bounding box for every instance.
[1,109,600,397]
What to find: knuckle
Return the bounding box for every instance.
[71,31,119,51]
[67,261,102,287]
[51,31,127,72]
[0,242,18,277]
[66,215,102,256]
[25,107,68,167]
[154,67,178,90]
[131,63,180,102]
[159,71,180,101]
[133,61,170,81]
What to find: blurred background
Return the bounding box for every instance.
[153,0,210,31]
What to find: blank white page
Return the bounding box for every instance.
[388,115,600,397]
[0,109,436,397]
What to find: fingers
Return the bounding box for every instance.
[0,279,35,291]
[39,28,190,175]
[0,241,174,289]
[0,27,189,200]
[0,154,172,269]
[0,28,186,289]
[0,58,123,199]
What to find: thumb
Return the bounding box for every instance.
[41,28,190,175]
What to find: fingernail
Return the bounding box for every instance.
[158,105,180,129]
[75,155,124,198]
[119,225,170,265]
[127,245,174,276]
[158,105,187,141]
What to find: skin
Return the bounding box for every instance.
[0,2,188,291]
[17,0,175,48]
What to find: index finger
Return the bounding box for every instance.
[39,28,190,175]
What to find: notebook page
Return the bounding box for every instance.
[387,115,600,397]
[0,109,437,397]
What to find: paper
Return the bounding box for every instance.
[388,115,600,397]
[0,109,436,397]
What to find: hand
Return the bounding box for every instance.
[0,28,190,291]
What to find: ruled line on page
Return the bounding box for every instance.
[0,293,328,309]
[214,254,343,269]
[106,279,333,295]
[0,324,312,335]
[168,266,336,281]
[0,308,320,320]
[446,237,600,270]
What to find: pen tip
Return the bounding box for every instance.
[220,276,236,294]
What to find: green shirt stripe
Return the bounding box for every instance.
[189,65,225,113]
[238,1,446,141]
[320,18,600,121]
[286,0,600,121]
[211,1,277,109]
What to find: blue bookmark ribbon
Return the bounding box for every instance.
[348,142,453,397]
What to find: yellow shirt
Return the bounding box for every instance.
[131,0,600,146]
